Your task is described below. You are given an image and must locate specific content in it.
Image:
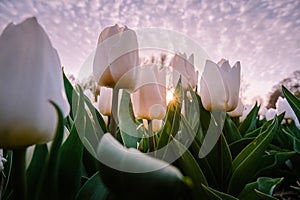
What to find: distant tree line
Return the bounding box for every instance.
[267,70,300,108]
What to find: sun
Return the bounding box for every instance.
[166,89,175,104]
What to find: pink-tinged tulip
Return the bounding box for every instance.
[228,98,244,117]
[97,87,113,116]
[143,119,163,132]
[276,96,296,119]
[171,53,198,90]
[131,65,166,120]
[93,24,139,89]
[200,59,241,111]
[265,108,277,121]
[0,17,70,148]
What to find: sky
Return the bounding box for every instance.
[1,0,300,105]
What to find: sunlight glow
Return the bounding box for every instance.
[166,89,175,104]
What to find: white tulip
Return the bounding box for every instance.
[97,87,113,116]
[131,65,166,120]
[171,53,198,90]
[93,24,139,89]
[276,96,296,119]
[228,98,244,117]
[265,108,277,121]
[200,59,240,112]
[0,17,69,148]
[142,119,163,132]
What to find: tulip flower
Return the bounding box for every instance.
[265,108,277,121]
[0,17,70,148]
[0,149,6,172]
[97,87,113,116]
[200,59,241,112]
[276,96,296,119]
[171,53,198,90]
[93,24,139,89]
[143,119,163,132]
[131,65,166,120]
[228,98,244,117]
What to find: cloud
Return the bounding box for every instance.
[0,0,299,103]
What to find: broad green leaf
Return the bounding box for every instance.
[58,123,84,199]
[238,103,259,136]
[282,86,300,122]
[35,102,65,200]
[119,90,143,148]
[170,138,208,198]
[228,117,278,195]
[202,184,239,200]
[76,172,109,200]
[181,115,217,188]
[238,177,282,200]
[223,114,242,144]
[97,133,189,200]
[26,144,48,199]
[206,133,232,190]
[63,70,75,118]
[229,137,254,159]
[255,189,278,200]
[186,89,201,133]
[284,129,300,153]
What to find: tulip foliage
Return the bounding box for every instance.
[1,18,300,200]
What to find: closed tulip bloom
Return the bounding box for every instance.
[131,65,166,120]
[93,24,139,89]
[97,87,113,116]
[228,98,244,117]
[265,108,277,121]
[171,53,198,90]
[276,96,296,119]
[200,59,240,111]
[0,17,69,148]
[143,119,163,132]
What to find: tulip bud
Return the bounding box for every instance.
[97,87,113,116]
[265,108,277,121]
[200,59,240,112]
[93,24,139,89]
[142,119,163,132]
[276,96,296,119]
[131,65,166,120]
[0,17,70,148]
[228,98,244,117]
[171,53,198,90]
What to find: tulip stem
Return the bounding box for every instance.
[12,148,27,200]
[217,113,224,190]
[110,88,119,137]
[184,91,189,118]
[148,120,154,152]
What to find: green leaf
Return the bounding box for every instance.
[202,184,239,200]
[228,117,278,195]
[170,138,208,199]
[157,87,182,150]
[26,144,48,199]
[118,90,143,148]
[76,172,109,200]
[282,85,300,122]
[229,138,254,159]
[181,115,218,188]
[97,133,190,200]
[63,69,75,118]
[58,124,84,199]
[284,129,300,153]
[223,114,242,144]
[238,177,283,200]
[35,102,65,200]
[238,103,259,136]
